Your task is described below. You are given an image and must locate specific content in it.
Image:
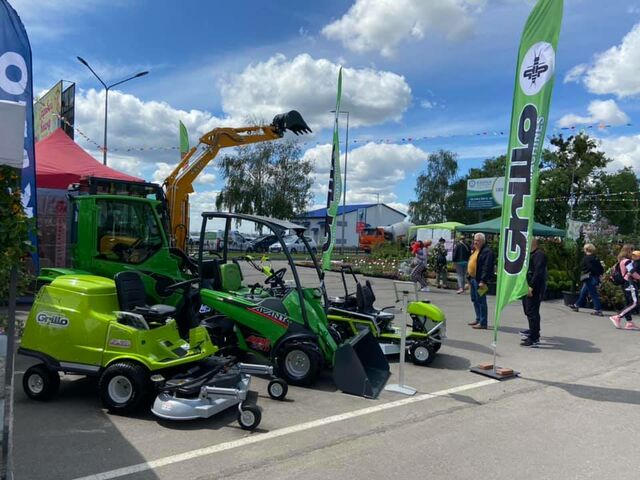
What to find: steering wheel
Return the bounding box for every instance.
[169,247,199,275]
[264,268,287,288]
[162,277,201,294]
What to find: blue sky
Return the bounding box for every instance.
[11,0,640,219]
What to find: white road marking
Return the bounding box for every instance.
[74,378,498,480]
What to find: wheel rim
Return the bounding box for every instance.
[269,382,284,398]
[108,375,133,404]
[413,345,430,362]
[240,409,256,426]
[285,350,311,379]
[27,373,44,394]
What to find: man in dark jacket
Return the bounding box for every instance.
[452,234,471,293]
[521,238,547,347]
[468,232,495,329]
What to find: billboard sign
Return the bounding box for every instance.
[466,177,505,210]
[34,80,62,141]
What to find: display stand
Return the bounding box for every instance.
[385,281,417,396]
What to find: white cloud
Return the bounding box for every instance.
[420,100,435,109]
[195,171,217,185]
[563,64,588,84]
[557,99,630,128]
[568,23,640,98]
[102,154,144,179]
[151,162,177,185]
[599,135,640,174]
[303,142,428,205]
[218,54,411,130]
[322,0,486,57]
[189,189,220,229]
[73,88,231,177]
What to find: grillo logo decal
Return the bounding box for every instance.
[36,311,70,328]
[519,42,555,96]
[503,104,544,275]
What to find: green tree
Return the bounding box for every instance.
[536,133,608,228]
[408,149,458,224]
[215,138,313,220]
[594,167,640,235]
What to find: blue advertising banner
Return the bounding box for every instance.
[0,0,39,270]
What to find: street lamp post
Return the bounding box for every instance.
[331,110,350,253]
[77,56,148,165]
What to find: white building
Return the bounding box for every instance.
[294,203,406,247]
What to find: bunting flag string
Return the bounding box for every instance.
[51,109,636,154]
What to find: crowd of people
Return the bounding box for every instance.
[408,234,640,348]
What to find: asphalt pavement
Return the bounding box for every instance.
[12,264,640,479]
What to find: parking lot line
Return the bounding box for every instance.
[74,378,497,480]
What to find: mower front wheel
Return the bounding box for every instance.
[238,404,262,430]
[99,362,151,414]
[277,343,321,386]
[23,364,60,401]
[409,341,436,366]
[267,378,288,400]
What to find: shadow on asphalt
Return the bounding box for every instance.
[524,378,640,405]
[497,326,601,353]
[444,338,495,355]
[429,353,471,371]
[14,367,161,480]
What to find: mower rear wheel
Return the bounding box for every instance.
[277,343,321,386]
[23,364,60,401]
[410,341,436,366]
[267,378,288,400]
[431,334,442,353]
[99,362,151,414]
[238,404,262,430]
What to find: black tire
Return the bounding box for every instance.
[431,334,442,353]
[409,341,436,366]
[267,378,288,400]
[99,361,151,414]
[238,404,262,430]
[276,342,321,386]
[22,364,60,401]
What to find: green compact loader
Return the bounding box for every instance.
[19,272,288,429]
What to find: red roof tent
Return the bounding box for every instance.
[35,128,142,189]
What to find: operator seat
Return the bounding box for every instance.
[356,282,395,331]
[115,271,176,328]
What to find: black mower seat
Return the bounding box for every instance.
[356,283,394,330]
[115,271,176,324]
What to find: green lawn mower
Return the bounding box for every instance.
[327,265,446,366]
[19,271,288,430]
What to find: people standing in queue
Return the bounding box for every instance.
[468,233,494,330]
[520,238,547,347]
[452,234,470,294]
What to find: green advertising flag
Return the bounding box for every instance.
[321,67,343,271]
[179,120,189,158]
[494,0,563,341]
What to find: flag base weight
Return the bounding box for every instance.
[470,363,519,380]
[385,383,416,396]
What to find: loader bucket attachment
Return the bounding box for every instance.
[271,110,312,136]
[333,329,390,399]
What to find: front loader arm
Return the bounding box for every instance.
[165,111,311,251]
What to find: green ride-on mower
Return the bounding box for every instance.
[19,271,288,430]
[195,212,390,398]
[327,265,446,366]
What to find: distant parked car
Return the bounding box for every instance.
[245,235,278,253]
[269,235,318,254]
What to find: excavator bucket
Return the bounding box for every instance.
[271,110,312,136]
[333,329,390,399]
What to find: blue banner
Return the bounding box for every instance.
[1,0,39,270]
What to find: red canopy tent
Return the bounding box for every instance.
[35,128,141,188]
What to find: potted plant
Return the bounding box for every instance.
[560,237,585,306]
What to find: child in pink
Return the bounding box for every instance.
[610,244,640,330]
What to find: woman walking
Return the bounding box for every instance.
[411,240,430,292]
[609,244,640,330]
[568,243,604,316]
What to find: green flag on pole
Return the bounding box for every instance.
[179,120,189,158]
[321,67,343,271]
[494,0,563,342]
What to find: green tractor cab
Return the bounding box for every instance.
[19,272,286,429]
[328,265,446,366]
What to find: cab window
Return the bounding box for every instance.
[96,200,163,264]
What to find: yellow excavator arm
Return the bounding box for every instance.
[165,111,311,251]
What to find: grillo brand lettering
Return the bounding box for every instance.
[36,311,70,328]
[503,104,540,275]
